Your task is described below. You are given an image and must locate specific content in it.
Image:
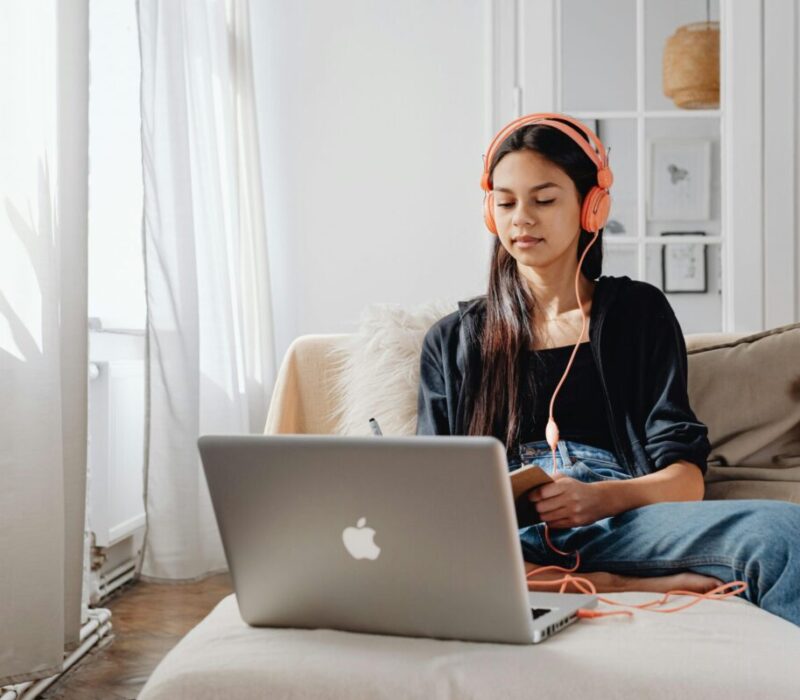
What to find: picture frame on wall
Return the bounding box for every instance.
[660,231,708,294]
[648,139,711,221]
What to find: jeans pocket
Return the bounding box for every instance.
[572,460,629,482]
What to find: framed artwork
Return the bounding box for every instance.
[648,139,711,221]
[660,231,708,293]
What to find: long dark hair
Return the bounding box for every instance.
[465,119,605,452]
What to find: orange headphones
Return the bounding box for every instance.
[479,112,614,236]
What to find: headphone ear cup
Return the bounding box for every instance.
[483,192,498,235]
[581,187,611,234]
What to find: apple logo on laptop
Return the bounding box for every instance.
[342,517,381,560]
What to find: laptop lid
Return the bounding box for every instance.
[198,434,593,645]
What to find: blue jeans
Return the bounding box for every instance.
[511,438,800,627]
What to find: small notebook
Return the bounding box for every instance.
[510,464,554,528]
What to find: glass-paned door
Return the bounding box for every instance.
[558,0,724,333]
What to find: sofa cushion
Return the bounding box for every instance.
[138,592,800,700]
[686,322,800,467]
[685,321,800,501]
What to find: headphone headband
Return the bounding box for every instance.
[480,112,612,191]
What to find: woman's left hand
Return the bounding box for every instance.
[528,473,608,528]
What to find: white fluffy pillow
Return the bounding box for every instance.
[327,299,460,436]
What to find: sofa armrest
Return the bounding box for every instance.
[263,334,352,435]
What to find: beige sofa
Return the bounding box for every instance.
[263,314,800,504]
[139,306,800,700]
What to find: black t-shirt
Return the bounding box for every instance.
[516,340,616,455]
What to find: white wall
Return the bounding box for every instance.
[763,0,799,328]
[83,1,800,362]
[249,0,493,362]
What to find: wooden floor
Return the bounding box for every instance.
[41,572,234,700]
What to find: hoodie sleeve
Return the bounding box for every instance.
[415,324,452,436]
[641,289,712,476]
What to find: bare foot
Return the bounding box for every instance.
[524,562,625,592]
[621,571,725,595]
[524,561,724,594]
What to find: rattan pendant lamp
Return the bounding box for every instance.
[662,0,720,109]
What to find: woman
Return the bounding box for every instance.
[415,113,800,626]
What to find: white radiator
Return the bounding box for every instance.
[88,360,146,547]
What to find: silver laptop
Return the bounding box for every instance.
[198,434,597,644]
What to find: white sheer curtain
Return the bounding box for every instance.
[136,0,276,581]
[0,0,89,687]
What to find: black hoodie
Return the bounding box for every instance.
[414,274,712,477]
